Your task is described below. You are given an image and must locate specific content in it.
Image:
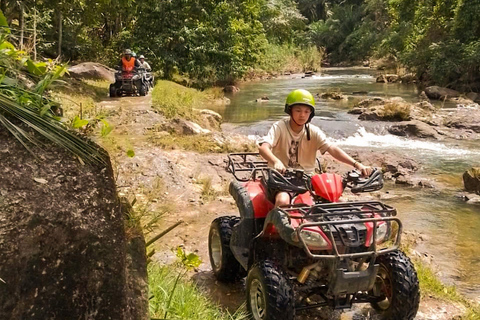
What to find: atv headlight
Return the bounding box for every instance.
[373,222,388,244]
[298,229,330,249]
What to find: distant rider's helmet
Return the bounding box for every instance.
[124,49,132,56]
[284,89,315,123]
[139,55,145,59]
[132,52,137,58]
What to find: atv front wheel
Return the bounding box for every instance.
[139,84,147,96]
[246,260,294,320]
[370,250,420,320]
[208,216,245,282]
[109,84,116,97]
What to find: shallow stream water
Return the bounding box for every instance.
[209,68,480,300]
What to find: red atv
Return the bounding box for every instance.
[208,153,420,320]
[109,67,148,97]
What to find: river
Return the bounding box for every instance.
[209,68,480,301]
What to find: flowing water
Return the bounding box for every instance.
[209,68,480,300]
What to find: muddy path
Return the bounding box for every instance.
[96,93,467,320]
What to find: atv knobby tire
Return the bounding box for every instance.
[109,84,116,97]
[371,250,420,320]
[208,216,245,282]
[246,260,294,320]
[139,84,146,96]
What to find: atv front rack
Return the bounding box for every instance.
[227,153,267,181]
[279,201,401,260]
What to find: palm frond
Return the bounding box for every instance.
[0,93,107,165]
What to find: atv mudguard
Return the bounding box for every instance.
[229,180,273,270]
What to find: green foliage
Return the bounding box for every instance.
[0,17,106,164]
[135,0,267,85]
[148,263,248,320]
[259,0,306,43]
[256,43,323,74]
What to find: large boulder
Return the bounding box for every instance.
[388,120,440,139]
[424,86,460,100]
[68,62,115,82]
[463,168,480,195]
[0,127,147,320]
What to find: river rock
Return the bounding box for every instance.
[160,118,210,135]
[376,74,400,83]
[463,168,480,195]
[388,120,440,139]
[223,85,240,93]
[424,86,460,100]
[255,96,269,102]
[443,105,480,133]
[466,92,480,103]
[68,62,115,82]
[194,109,222,130]
[400,73,416,83]
[319,92,346,100]
[0,126,148,320]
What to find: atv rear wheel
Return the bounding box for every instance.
[246,260,294,320]
[109,84,116,97]
[208,216,245,282]
[370,250,420,320]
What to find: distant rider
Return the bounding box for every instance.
[138,55,151,71]
[118,49,140,72]
[138,55,154,87]
[257,89,373,207]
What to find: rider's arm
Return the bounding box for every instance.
[259,143,286,173]
[325,145,372,176]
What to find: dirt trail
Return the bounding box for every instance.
[97,93,468,320]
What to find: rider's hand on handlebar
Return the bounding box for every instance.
[273,160,286,174]
[356,163,373,177]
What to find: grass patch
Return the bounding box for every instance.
[51,79,110,120]
[200,177,217,202]
[381,102,411,121]
[148,132,256,154]
[152,80,216,120]
[413,258,480,319]
[148,263,247,320]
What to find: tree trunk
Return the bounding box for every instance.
[33,5,37,60]
[58,10,62,58]
[19,1,25,50]
[0,1,6,16]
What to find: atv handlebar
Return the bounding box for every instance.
[345,168,384,193]
[227,152,383,193]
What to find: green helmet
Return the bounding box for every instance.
[284,89,315,122]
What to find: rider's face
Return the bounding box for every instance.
[125,54,131,60]
[291,105,312,125]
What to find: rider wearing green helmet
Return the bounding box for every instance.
[258,89,372,206]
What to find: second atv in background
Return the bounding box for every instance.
[109,49,149,97]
